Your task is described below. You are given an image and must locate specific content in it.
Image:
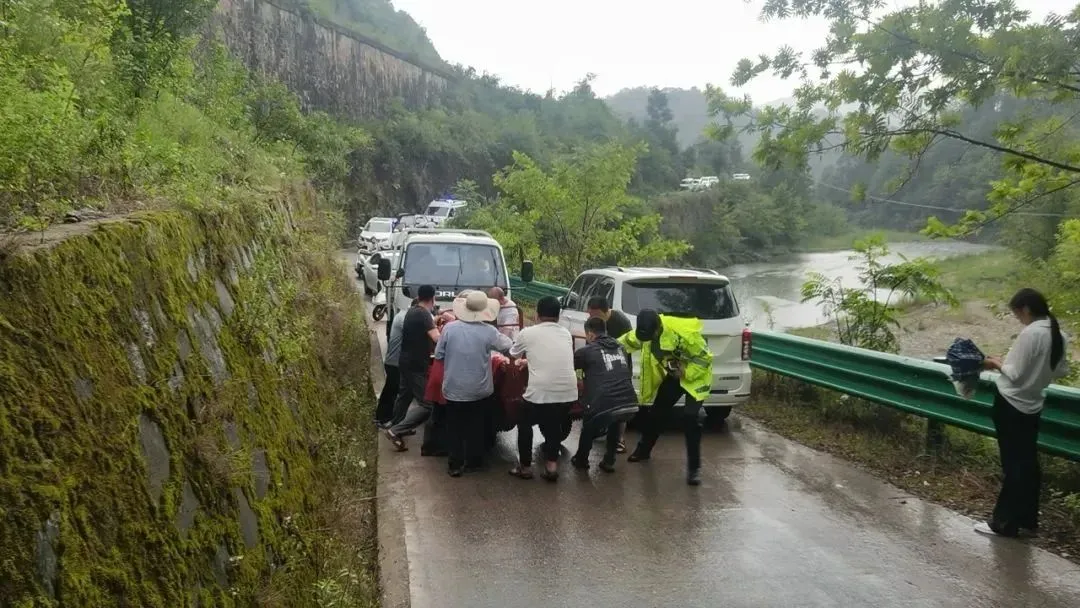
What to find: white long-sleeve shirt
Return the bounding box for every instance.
[995,319,1070,414]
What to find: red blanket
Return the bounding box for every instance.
[424,357,584,423]
[424,356,509,406]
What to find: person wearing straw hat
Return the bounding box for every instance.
[435,290,514,477]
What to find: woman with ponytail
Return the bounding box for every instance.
[978,288,1069,537]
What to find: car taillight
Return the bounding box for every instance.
[741,327,752,361]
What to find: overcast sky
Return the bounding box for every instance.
[391,0,1077,103]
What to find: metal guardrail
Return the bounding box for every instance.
[751,330,1080,461]
[509,275,569,304]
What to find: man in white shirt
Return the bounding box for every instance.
[508,296,578,481]
[488,287,521,340]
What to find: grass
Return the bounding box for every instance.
[744,372,1080,562]
[930,249,1027,303]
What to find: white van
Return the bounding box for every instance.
[555,267,752,421]
[378,228,511,330]
[417,199,468,228]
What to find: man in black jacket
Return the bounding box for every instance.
[570,317,639,472]
[586,296,633,453]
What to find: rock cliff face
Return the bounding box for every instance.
[215,0,450,119]
[0,189,376,605]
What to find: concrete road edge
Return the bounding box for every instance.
[368,316,411,606]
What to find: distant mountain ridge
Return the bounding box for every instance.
[605,87,836,174]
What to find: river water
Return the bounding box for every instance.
[723,241,997,331]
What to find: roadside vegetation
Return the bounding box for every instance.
[1,0,380,603]
[718,0,1080,561]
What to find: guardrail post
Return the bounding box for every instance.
[924,420,947,457]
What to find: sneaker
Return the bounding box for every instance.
[448,467,463,478]
[616,441,627,454]
[508,465,533,480]
[627,450,650,463]
[385,429,407,452]
[974,521,1017,537]
[599,461,616,473]
[687,469,701,486]
[570,456,589,470]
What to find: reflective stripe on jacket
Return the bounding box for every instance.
[618,315,713,404]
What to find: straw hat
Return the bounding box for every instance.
[452,291,500,323]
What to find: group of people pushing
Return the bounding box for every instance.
[373,285,714,485]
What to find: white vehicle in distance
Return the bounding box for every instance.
[546,266,751,423]
[732,173,751,181]
[358,250,400,296]
[680,178,701,191]
[699,176,720,188]
[358,217,395,251]
[416,199,468,228]
[377,228,512,334]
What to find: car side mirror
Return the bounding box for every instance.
[377,258,391,281]
[520,260,534,283]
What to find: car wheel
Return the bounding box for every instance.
[706,406,733,428]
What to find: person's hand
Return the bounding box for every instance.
[672,362,685,379]
[983,356,1003,370]
[514,358,528,369]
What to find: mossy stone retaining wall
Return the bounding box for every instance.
[0,192,373,606]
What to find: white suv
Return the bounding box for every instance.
[557,267,752,421]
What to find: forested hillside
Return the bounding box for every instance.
[814,94,1078,262]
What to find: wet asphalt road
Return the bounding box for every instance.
[346,259,1080,608]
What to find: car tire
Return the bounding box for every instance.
[706,406,733,428]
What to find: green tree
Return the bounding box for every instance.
[708,0,1080,236]
[462,143,690,283]
[801,235,956,352]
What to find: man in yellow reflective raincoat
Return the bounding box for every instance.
[618,309,713,486]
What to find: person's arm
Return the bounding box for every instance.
[434,327,448,361]
[574,346,587,370]
[422,312,440,343]
[618,331,642,353]
[996,331,1037,383]
[509,329,528,358]
[492,329,514,354]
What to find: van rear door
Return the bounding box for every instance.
[618,277,747,394]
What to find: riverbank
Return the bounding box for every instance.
[791,248,1080,366]
[800,228,930,253]
[749,246,1080,563]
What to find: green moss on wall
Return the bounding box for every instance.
[0,188,377,607]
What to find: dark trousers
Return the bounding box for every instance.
[375,364,400,424]
[991,391,1042,534]
[390,366,421,426]
[575,411,622,465]
[445,398,488,470]
[390,367,444,452]
[517,401,572,466]
[634,375,703,471]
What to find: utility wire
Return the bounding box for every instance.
[814,180,1078,218]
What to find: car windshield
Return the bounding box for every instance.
[426,206,451,217]
[621,281,740,320]
[366,220,393,232]
[402,243,507,288]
